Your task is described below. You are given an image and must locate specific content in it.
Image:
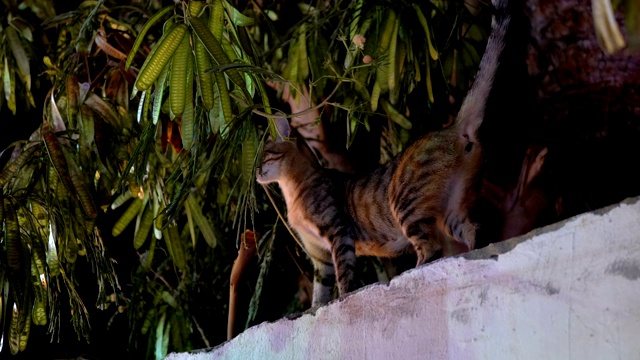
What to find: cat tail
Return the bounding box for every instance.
[454,0,510,142]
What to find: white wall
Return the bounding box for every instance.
[167,197,640,360]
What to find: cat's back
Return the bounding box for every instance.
[389,127,458,205]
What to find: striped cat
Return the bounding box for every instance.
[257,0,510,306]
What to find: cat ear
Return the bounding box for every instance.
[274,113,291,142]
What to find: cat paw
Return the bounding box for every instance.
[414,247,435,267]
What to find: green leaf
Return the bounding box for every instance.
[155,312,167,360]
[125,5,174,71]
[223,2,255,26]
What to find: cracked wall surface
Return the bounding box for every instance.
[167,197,640,360]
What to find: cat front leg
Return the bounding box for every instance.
[310,256,336,306]
[443,159,479,252]
[304,238,337,306]
[442,211,476,254]
[389,173,443,267]
[403,217,442,267]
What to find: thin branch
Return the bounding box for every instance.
[250,81,343,120]
[260,184,304,250]
[192,315,211,348]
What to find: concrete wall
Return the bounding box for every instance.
[168,197,640,360]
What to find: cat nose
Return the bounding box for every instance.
[256,167,267,178]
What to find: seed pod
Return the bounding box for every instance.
[189,17,246,91]
[19,303,31,351]
[64,235,78,264]
[195,37,215,110]
[6,26,30,91]
[94,31,127,60]
[370,79,381,111]
[380,98,412,130]
[215,71,233,128]
[152,63,170,125]
[32,294,47,326]
[188,0,205,17]
[283,40,299,83]
[169,35,191,117]
[9,304,20,355]
[141,307,156,334]
[220,36,238,62]
[242,129,257,183]
[186,195,217,248]
[181,52,195,150]
[61,146,97,218]
[112,198,143,237]
[84,92,121,129]
[209,0,225,42]
[387,17,399,93]
[31,255,48,326]
[298,23,309,80]
[145,234,157,268]
[66,74,80,124]
[30,233,47,279]
[0,144,39,187]
[135,23,188,91]
[413,4,438,61]
[125,5,175,71]
[163,225,185,270]
[111,190,133,210]
[377,8,397,55]
[426,56,434,103]
[134,205,154,250]
[42,126,73,198]
[4,199,22,278]
[374,9,397,95]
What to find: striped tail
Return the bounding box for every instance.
[454,0,510,142]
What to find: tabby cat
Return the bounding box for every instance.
[257,0,510,306]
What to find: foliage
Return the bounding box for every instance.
[0,0,493,358]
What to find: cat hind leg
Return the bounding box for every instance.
[331,235,357,297]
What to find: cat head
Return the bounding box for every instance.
[256,115,318,184]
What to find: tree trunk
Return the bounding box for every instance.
[478,0,640,244]
[526,0,640,118]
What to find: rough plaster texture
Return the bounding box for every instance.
[167,197,640,360]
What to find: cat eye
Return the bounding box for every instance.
[261,151,285,163]
[465,142,474,153]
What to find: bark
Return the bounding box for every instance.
[271,82,355,173]
[479,0,640,243]
[483,146,555,240]
[526,0,640,120]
